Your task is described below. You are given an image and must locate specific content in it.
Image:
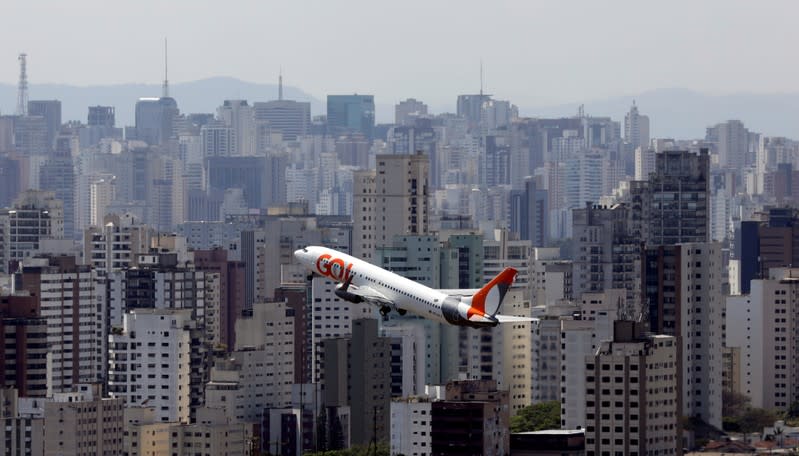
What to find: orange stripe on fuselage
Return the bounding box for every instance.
[467,267,517,318]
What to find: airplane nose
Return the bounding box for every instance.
[293,249,304,260]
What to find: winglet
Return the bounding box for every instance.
[467,267,517,318]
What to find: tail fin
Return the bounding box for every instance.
[468,267,517,318]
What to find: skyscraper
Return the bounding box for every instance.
[39,149,75,238]
[134,97,178,145]
[738,207,799,294]
[88,106,115,127]
[323,318,390,446]
[727,267,799,411]
[643,149,710,246]
[509,176,549,247]
[16,256,107,393]
[27,100,61,151]
[456,94,491,131]
[623,101,649,151]
[585,321,680,456]
[206,156,269,210]
[0,190,64,272]
[253,99,311,141]
[327,95,375,140]
[352,153,430,260]
[217,100,255,156]
[706,119,750,170]
[643,242,723,428]
[394,98,428,126]
[13,115,49,156]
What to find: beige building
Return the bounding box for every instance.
[585,322,681,456]
[124,406,251,456]
[44,384,124,456]
[352,153,430,260]
[722,347,741,395]
[124,407,171,456]
[170,408,251,456]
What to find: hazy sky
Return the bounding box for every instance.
[2,0,797,109]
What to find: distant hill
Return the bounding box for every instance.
[0,76,323,126]
[0,80,797,139]
[524,88,799,139]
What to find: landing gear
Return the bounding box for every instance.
[397,308,407,316]
[306,273,314,281]
[379,305,391,316]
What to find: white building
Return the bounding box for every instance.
[311,277,373,381]
[634,146,655,181]
[530,247,572,307]
[216,100,256,156]
[561,291,620,430]
[390,397,433,456]
[89,174,115,227]
[382,323,427,398]
[83,213,153,275]
[108,309,193,423]
[624,102,650,151]
[206,300,296,422]
[726,268,799,411]
[645,242,724,429]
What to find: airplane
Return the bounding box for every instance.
[294,245,533,328]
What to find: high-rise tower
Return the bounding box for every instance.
[278,68,283,101]
[162,38,169,98]
[16,53,28,116]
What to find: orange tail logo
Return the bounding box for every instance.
[467,267,517,318]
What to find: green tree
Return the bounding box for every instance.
[739,407,777,436]
[510,401,561,433]
[722,390,751,418]
[303,442,389,456]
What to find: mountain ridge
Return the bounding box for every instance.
[0,76,324,127]
[1,78,797,139]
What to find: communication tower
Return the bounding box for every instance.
[17,53,28,116]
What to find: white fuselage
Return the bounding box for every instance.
[295,246,450,324]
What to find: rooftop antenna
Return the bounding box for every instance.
[16,53,28,116]
[480,59,484,97]
[162,38,169,98]
[278,67,283,101]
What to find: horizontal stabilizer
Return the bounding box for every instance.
[495,314,536,323]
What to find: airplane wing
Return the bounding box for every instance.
[437,289,480,297]
[494,314,537,323]
[343,284,393,306]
